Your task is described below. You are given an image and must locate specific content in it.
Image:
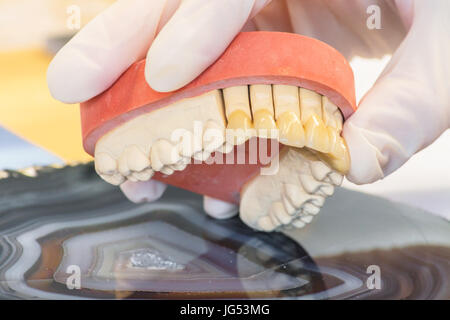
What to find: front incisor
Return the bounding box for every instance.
[249,85,277,137]
[273,85,305,148]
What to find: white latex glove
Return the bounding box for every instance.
[48,0,450,216]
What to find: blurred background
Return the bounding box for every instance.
[0,0,448,220]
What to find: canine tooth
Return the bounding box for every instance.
[301,215,314,224]
[270,201,292,225]
[273,85,305,147]
[304,114,330,153]
[223,86,254,144]
[249,85,277,136]
[151,140,181,171]
[322,96,343,131]
[95,152,117,175]
[100,173,125,186]
[317,138,350,174]
[299,88,330,153]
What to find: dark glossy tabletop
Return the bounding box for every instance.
[0,164,449,299]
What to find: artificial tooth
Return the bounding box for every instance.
[299,88,322,123]
[273,85,305,147]
[281,192,297,216]
[127,145,151,173]
[302,203,320,215]
[160,166,174,175]
[303,114,330,153]
[223,86,254,144]
[258,216,275,232]
[318,138,350,174]
[127,175,138,182]
[284,183,320,208]
[299,88,330,153]
[309,159,332,182]
[270,201,292,225]
[322,96,343,131]
[292,219,305,229]
[249,85,277,137]
[150,140,181,171]
[95,152,117,175]
[220,142,234,154]
[300,215,314,224]
[299,173,327,194]
[131,168,154,181]
[203,120,225,152]
[118,152,131,176]
[100,173,125,186]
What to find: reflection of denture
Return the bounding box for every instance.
[80,32,357,232]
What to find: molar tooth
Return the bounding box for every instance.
[151,140,181,171]
[100,173,125,186]
[118,152,131,176]
[292,219,305,229]
[322,96,343,131]
[249,85,277,137]
[317,184,334,197]
[221,142,234,154]
[281,192,297,216]
[203,120,225,152]
[299,173,330,195]
[132,168,154,181]
[127,145,150,172]
[223,86,254,144]
[302,203,321,215]
[273,85,305,148]
[193,150,212,162]
[258,216,275,232]
[127,175,138,182]
[299,88,322,123]
[95,152,117,175]
[160,166,174,175]
[300,215,314,224]
[270,201,292,225]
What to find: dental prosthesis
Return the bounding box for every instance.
[80,32,356,232]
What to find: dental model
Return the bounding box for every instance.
[80,32,356,232]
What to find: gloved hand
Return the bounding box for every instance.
[48,0,450,217]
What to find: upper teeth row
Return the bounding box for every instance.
[94,85,349,185]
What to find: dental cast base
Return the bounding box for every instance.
[81,32,357,232]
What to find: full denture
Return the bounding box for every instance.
[80,31,357,232]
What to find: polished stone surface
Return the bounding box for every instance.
[0,163,449,299]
